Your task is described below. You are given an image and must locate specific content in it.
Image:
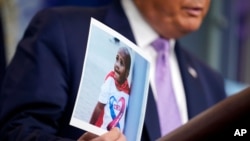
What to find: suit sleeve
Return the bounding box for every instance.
[0,8,74,141]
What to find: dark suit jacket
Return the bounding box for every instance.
[0,1,226,140]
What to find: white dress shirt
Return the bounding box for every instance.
[121,0,188,124]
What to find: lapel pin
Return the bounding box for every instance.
[188,66,198,78]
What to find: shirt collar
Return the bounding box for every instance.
[121,0,158,48]
[121,0,176,50]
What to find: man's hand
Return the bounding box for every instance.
[78,127,126,141]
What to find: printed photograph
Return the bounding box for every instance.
[70,18,150,141]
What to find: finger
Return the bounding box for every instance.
[78,132,98,141]
[92,127,121,141]
[106,127,122,140]
[116,132,127,141]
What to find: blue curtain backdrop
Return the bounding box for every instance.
[218,0,250,84]
[0,0,112,84]
[0,14,6,86]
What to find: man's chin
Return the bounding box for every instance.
[184,19,202,31]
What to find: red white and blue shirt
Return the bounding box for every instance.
[95,71,130,131]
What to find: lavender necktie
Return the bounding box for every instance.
[151,38,182,136]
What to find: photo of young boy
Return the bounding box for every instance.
[89,47,131,132]
[70,19,150,141]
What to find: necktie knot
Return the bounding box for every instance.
[151,38,170,54]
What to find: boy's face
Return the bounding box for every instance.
[114,50,129,84]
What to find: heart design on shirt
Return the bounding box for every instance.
[107,96,125,130]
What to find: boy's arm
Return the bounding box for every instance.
[90,102,105,125]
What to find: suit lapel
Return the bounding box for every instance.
[143,87,161,140]
[143,42,209,140]
[104,0,136,43]
[175,42,208,119]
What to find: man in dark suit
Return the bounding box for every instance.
[0,0,226,140]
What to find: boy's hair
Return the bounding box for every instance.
[119,47,131,72]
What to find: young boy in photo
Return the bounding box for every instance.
[90,47,131,132]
